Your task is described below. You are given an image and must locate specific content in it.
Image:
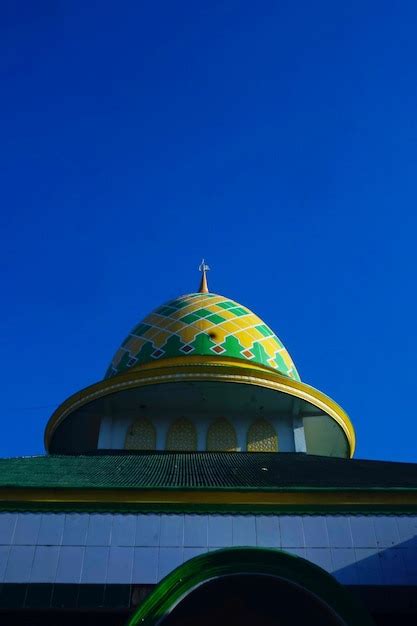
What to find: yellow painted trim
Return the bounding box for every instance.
[44,357,355,456]
[0,488,416,507]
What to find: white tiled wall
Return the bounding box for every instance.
[0,512,415,586]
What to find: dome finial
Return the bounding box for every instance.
[198,259,210,293]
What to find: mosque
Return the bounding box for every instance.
[0,262,417,625]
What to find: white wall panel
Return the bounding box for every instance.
[280,516,305,547]
[86,514,112,546]
[133,547,159,584]
[397,516,417,543]
[184,515,208,547]
[111,515,136,546]
[0,512,416,587]
[0,514,17,544]
[379,548,406,585]
[38,514,64,546]
[31,546,60,583]
[107,546,133,584]
[0,546,9,582]
[331,549,358,585]
[136,515,161,546]
[255,516,280,547]
[62,514,88,546]
[82,546,109,583]
[232,516,257,546]
[5,546,35,582]
[355,548,382,584]
[326,516,352,548]
[374,516,400,547]
[208,515,233,547]
[183,546,208,561]
[158,547,183,579]
[14,514,41,545]
[306,548,333,572]
[302,517,329,547]
[350,516,377,548]
[160,515,183,546]
[286,546,306,559]
[55,546,84,583]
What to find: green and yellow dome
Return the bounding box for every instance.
[105,291,300,381]
[45,265,355,457]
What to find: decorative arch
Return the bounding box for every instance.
[166,418,197,451]
[126,547,374,626]
[125,417,156,450]
[207,418,237,451]
[247,418,278,452]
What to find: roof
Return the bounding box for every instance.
[0,451,416,490]
[105,292,300,380]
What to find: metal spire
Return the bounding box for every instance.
[198,259,210,293]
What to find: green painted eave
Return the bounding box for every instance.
[0,451,416,491]
[1,451,417,514]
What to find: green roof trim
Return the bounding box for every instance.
[0,451,417,490]
[0,452,417,514]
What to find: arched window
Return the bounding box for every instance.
[206,418,237,451]
[125,417,156,450]
[166,418,197,451]
[247,418,278,452]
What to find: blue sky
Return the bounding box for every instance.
[1,1,416,461]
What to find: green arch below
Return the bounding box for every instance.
[126,547,373,626]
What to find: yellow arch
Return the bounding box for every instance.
[166,418,197,451]
[207,418,238,451]
[247,418,278,452]
[125,417,156,450]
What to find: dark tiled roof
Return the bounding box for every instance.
[0,452,416,490]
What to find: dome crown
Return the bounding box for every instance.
[105,292,300,380]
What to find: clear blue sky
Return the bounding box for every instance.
[1,1,416,461]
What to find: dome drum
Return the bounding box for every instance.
[45,367,353,458]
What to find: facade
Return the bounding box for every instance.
[0,266,416,624]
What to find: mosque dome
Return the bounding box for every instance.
[44,263,355,459]
[105,291,300,381]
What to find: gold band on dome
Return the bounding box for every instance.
[44,356,356,456]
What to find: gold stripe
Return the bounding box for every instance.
[0,488,416,506]
[44,357,355,456]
